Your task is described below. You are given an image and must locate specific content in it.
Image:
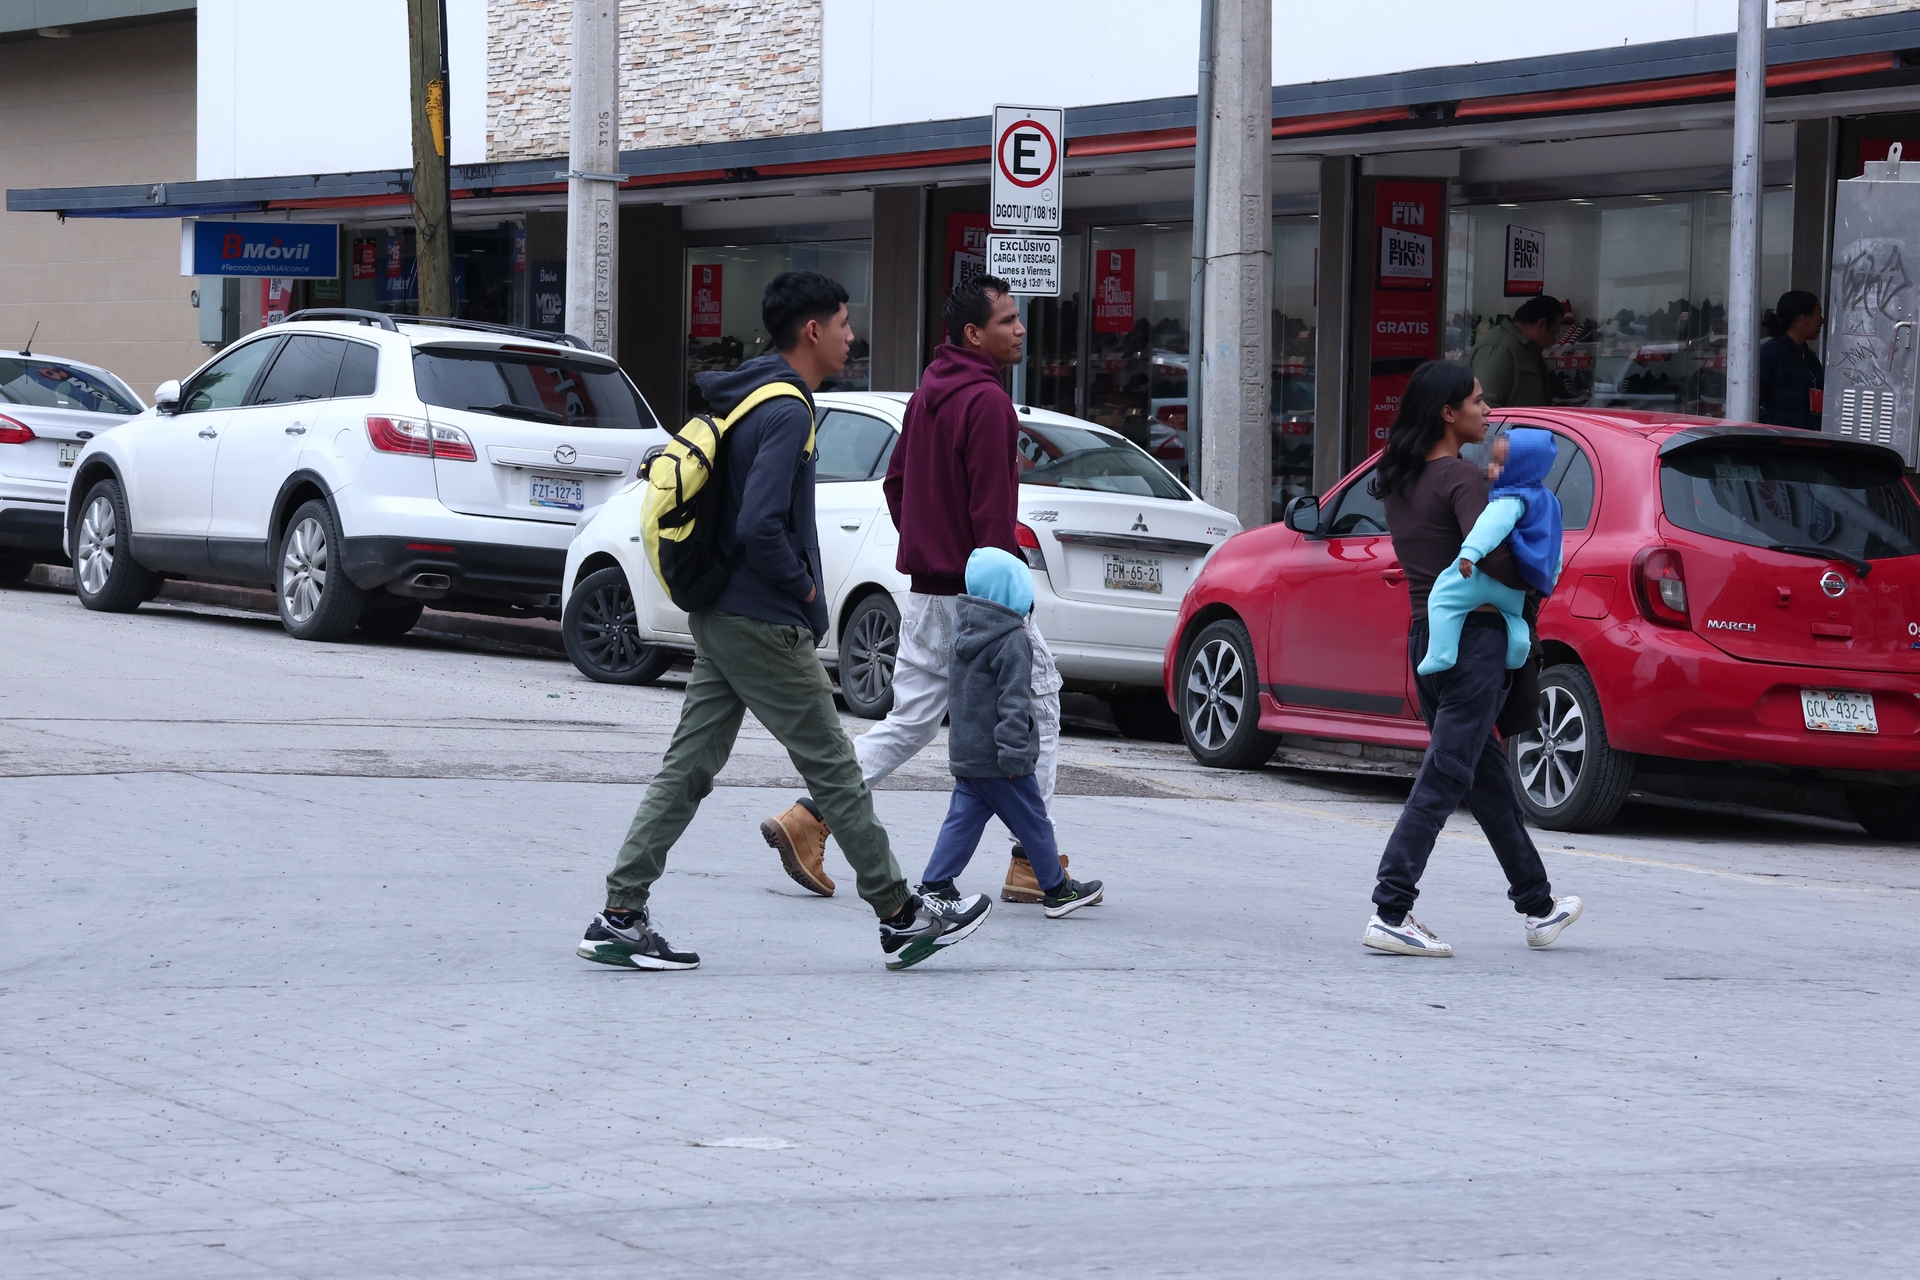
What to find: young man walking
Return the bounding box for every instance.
[760,277,1065,904]
[576,272,991,973]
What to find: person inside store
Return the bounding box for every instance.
[1757,290,1825,431]
[1468,295,1565,409]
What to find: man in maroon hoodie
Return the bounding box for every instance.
[761,277,1065,903]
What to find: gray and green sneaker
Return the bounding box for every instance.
[1041,877,1104,919]
[577,909,701,970]
[880,893,991,970]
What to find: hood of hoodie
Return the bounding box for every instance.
[1488,426,1564,596]
[914,343,1007,417]
[965,546,1033,616]
[694,352,812,418]
[953,593,1026,663]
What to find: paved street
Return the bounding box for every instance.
[4,580,1919,1278]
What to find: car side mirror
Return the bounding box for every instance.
[154,380,181,414]
[1283,493,1321,534]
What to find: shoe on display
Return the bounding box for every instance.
[1361,913,1454,957]
[1040,877,1104,919]
[1525,895,1584,948]
[880,893,991,971]
[1000,844,1070,904]
[761,798,835,897]
[577,909,701,970]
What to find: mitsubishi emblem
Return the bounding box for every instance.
[1820,570,1847,598]
[553,444,577,465]
[1131,513,1149,532]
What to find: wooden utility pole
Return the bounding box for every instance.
[407,0,454,317]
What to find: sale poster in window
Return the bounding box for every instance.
[1505,224,1545,296]
[1366,180,1443,454]
[690,264,723,338]
[1094,248,1135,333]
[946,213,989,292]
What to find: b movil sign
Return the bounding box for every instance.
[180,221,340,279]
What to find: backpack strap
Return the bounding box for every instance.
[719,381,816,455]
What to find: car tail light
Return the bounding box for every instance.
[1015,521,1048,571]
[1633,546,1689,627]
[366,414,475,461]
[0,414,35,444]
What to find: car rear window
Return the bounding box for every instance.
[412,348,659,430]
[1660,445,1920,560]
[1016,421,1189,500]
[0,357,141,415]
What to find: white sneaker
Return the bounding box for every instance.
[1525,896,1583,948]
[1362,913,1454,957]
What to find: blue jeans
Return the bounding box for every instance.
[1372,614,1554,921]
[923,775,1064,892]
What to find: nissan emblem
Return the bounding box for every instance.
[554,444,577,465]
[1820,570,1847,598]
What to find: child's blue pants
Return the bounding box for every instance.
[922,774,1064,892]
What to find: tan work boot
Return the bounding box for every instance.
[761,800,835,897]
[1001,846,1069,903]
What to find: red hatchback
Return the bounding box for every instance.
[1164,411,1920,838]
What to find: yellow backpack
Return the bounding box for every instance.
[640,382,814,611]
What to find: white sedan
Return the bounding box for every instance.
[560,392,1240,738]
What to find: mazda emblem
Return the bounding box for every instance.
[553,445,577,465]
[1820,570,1847,598]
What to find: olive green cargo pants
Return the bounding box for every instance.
[604,609,910,919]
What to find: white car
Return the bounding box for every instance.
[65,311,662,640]
[0,348,145,584]
[560,392,1240,737]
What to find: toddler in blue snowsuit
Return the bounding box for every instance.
[1416,427,1563,675]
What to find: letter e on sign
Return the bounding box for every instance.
[991,105,1063,232]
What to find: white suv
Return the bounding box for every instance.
[66,311,663,640]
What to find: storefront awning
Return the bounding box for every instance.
[12,9,1920,220]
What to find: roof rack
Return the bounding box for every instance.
[392,314,591,350]
[281,308,399,331]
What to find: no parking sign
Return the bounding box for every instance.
[991,105,1063,232]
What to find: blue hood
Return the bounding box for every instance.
[965,546,1033,615]
[1488,427,1563,596]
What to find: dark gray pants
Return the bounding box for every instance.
[1372,614,1554,921]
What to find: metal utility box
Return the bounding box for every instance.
[1824,145,1920,466]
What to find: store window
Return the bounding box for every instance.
[1272,216,1318,515]
[684,241,872,419]
[1086,224,1191,464]
[1445,190,1791,416]
[339,223,528,329]
[1017,233,1083,419]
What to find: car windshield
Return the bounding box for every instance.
[1660,445,1920,560]
[0,357,141,415]
[411,349,659,430]
[1016,421,1189,500]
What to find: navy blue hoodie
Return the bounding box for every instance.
[697,354,829,640]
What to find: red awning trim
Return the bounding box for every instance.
[1455,51,1897,118]
[1068,126,1194,157]
[749,144,989,177]
[1273,106,1416,138]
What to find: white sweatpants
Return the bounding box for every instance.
[854,591,1062,810]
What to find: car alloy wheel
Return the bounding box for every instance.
[1515,683,1585,810]
[576,575,643,670]
[1185,637,1246,752]
[840,594,899,719]
[76,494,117,596]
[280,515,330,625]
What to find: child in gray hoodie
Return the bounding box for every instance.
[917,547,1104,918]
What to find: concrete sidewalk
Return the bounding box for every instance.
[4,584,1919,1277]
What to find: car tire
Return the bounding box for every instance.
[276,499,366,642]
[838,591,900,720]
[0,555,30,586]
[358,600,426,639]
[562,566,672,685]
[1844,785,1920,841]
[1178,618,1279,770]
[1509,663,1635,832]
[72,477,159,613]
[1107,688,1182,742]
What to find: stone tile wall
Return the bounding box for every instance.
[1775,0,1920,26]
[487,0,821,161]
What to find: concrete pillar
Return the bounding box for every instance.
[566,0,620,356]
[1197,0,1273,528]
[1313,155,1355,495]
[870,186,928,391]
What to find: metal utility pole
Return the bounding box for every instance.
[406,0,454,317]
[1197,0,1272,528]
[1186,0,1216,493]
[1725,0,1766,421]
[567,0,621,356]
